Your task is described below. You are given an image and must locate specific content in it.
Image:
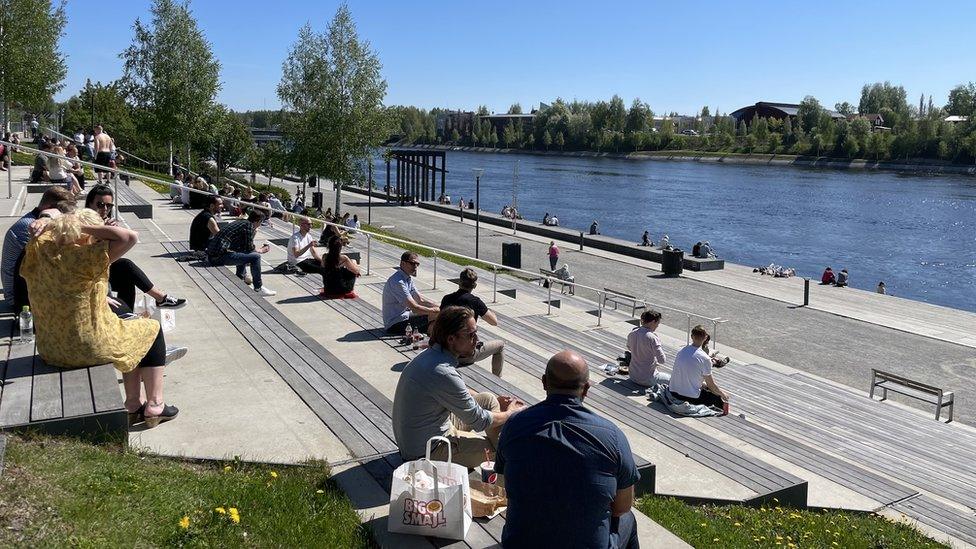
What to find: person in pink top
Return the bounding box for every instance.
[547,241,559,270]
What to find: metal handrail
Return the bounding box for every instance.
[6,140,730,344]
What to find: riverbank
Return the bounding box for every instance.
[402,143,976,176]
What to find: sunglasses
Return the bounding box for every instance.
[405,260,420,267]
[96,201,114,210]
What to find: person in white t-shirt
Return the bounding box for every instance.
[670,325,730,414]
[626,309,671,388]
[288,218,329,282]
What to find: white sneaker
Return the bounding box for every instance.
[164,345,188,365]
[255,286,276,297]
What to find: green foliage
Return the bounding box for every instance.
[0,0,67,122]
[507,103,522,114]
[278,5,390,214]
[945,82,976,116]
[0,436,369,547]
[194,106,254,176]
[638,496,946,549]
[62,81,138,145]
[120,0,221,156]
[859,82,910,128]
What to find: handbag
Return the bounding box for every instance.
[388,436,472,540]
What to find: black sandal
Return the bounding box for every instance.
[143,404,179,428]
[127,403,146,426]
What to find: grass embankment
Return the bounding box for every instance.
[639,496,946,549]
[360,222,538,281]
[0,435,372,548]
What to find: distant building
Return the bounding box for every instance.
[250,127,283,146]
[479,112,536,137]
[437,110,475,137]
[846,113,889,131]
[944,115,969,124]
[730,101,846,126]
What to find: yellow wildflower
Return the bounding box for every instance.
[224,465,232,472]
[179,516,190,529]
[316,489,324,494]
[215,507,226,515]
[734,522,741,527]
[270,471,278,479]
[713,538,720,542]
[229,507,241,524]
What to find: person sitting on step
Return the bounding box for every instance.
[392,305,524,468]
[321,237,360,299]
[626,309,671,388]
[288,217,327,276]
[834,268,849,287]
[440,267,505,377]
[496,350,640,549]
[552,263,576,295]
[188,195,223,258]
[670,325,730,415]
[84,186,187,310]
[207,210,276,297]
[382,251,439,335]
[22,208,185,428]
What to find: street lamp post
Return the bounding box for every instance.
[367,159,373,225]
[473,168,484,258]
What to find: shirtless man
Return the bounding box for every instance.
[93,125,113,183]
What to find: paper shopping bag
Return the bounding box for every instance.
[388,436,472,540]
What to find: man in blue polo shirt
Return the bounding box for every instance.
[496,350,640,548]
[382,251,439,334]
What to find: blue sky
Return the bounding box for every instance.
[59,0,976,115]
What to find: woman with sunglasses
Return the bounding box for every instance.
[84,186,186,311]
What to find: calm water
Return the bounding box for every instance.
[373,151,976,313]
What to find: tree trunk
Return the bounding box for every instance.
[168,140,173,177]
[334,180,342,216]
[2,102,9,134]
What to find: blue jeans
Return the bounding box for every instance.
[211,252,263,289]
[612,511,640,549]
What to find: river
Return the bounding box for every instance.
[371,150,976,313]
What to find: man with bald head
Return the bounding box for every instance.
[496,351,640,548]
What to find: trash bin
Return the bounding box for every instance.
[312,191,324,210]
[662,248,683,276]
[502,242,521,269]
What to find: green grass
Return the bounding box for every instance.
[0,435,372,548]
[360,222,529,278]
[638,496,946,549]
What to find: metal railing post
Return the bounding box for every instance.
[366,234,371,275]
[547,279,553,315]
[492,266,498,303]
[6,158,11,199]
[712,320,719,351]
[112,176,119,223]
[433,252,438,290]
[686,315,692,345]
[597,291,605,326]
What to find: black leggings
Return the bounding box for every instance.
[110,300,167,367]
[109,258,154,310]
[296,258,329,286]
[670,389,724,409]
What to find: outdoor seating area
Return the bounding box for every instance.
[2,163,976,547]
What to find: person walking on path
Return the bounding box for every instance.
[547,241,560,270]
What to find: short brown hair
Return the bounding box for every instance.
[640,309,662,324]
[458,267,478,290]
[401,251,418,263]
[691,325,709,340]
[40,186,72,209]
[429,306,473,348]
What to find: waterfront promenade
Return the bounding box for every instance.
[315,184,976,425]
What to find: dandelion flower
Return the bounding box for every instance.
[270,471,278,479]
[229,507,241,524]
[215,507,226,515]
[224,465,232,472]
[179,516,190,529]
[734,522,741,527]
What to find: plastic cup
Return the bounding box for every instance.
[480,461,496,484]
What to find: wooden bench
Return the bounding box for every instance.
[870,369,954,422]
[539,268,574,295]
[602,288,646,317]
[114,182,154,219]
[0,319,127,441]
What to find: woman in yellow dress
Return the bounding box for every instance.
[21,208,179,427]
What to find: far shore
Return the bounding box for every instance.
[399,144,976,176]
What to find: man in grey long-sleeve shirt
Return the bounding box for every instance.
[392,306,523,467]
[626,309,671,388]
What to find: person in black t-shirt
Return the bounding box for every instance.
[189,195,223,253]
[440,267,505,377]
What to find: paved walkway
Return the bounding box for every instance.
[288,181,976,425]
